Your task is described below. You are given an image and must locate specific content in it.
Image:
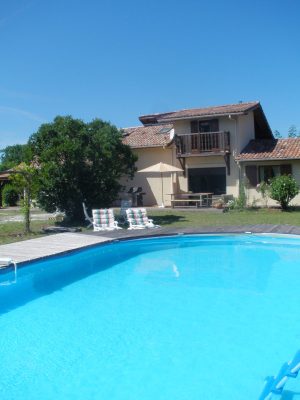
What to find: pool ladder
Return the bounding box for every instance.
[259,350,300,399]
[0,258,17,286]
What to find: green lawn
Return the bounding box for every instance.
[0,220,56,245]
[1,208,300,245]
[147,208,300,228]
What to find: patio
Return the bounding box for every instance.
[1,224,300,265]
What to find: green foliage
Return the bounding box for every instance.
[256,181,271,207]
[0,144,31,171]
[1,184,19,206]
[225,197,245,211]
[29,116,137,220]
[288,125,299,138]
[269,175,299,210]
[273,130,282,139]
[10,163,39,233]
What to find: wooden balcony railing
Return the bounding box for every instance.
[175,131,230,157]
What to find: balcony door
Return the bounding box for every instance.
[188,167,226,195]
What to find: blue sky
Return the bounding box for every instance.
[1,0,300,148]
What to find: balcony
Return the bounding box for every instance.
[175,131,230,157]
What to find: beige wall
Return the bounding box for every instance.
[119,112,259,206]
[184,156,240,197]
[172,115,253,198]
[120,146,184,207]
[241,160,300,206]
[172,112,255,155]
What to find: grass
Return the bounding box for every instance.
[1,207,300,245]
[0,220,56,245]
[146,208,300,228]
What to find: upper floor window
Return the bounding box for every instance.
[190,119,219,133]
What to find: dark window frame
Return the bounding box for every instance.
[245,164,292,187]
[190,119,219,134]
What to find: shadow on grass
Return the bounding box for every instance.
[148,214,186,226]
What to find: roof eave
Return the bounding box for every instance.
[157,111,249,123]
[236,157,300,162]
[130,143,172,150]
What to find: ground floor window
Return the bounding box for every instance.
[245,164,292,187]
[188,167,226,194]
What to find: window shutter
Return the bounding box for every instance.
[245,165,258,187]
[280,164,292,175]
[191,120,198,133]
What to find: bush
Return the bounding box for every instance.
[256,181,270,207]
[269,175,299,210]
[225,197,246,211]
[2,184,19,206]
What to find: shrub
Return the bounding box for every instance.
[269,175,299,210]
[2,184,19,206]
[256,181,270,207]
[225,197,246,211]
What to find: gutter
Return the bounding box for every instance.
[235,157,300,162]
[157,111,249,123]
[130,143,173,150]
[156,104,260,123]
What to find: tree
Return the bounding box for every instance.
[29,116,137,220]
[273,130,282,139]
[269,175,299,210]
[0,144,31,171]
[288,125,298,138]
[10,163,39,233]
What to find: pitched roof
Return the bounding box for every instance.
[122,124,173,149]
[236,138,300,161]
[139,101,260,124]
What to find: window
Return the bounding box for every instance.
[158,127,172,134]
[188,167,226,195]
[245,164,292,187]
[190,119,219,133]
[258,165,280,182]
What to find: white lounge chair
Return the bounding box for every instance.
[82,202,93,228]
[125,208,159,230]
[92,209,122,231]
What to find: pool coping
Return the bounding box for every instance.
[1,224,300,267]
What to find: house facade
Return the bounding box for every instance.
[121,101,300,207]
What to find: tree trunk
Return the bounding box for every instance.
[24,187,31,233]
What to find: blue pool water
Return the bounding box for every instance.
[1,234,300,399]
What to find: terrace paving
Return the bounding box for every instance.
[1,224,300,265]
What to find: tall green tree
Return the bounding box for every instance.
[273,130,282,139]
[0,144,31,171]
[288,125,298,138]
[29,116,137,220]
[10,163,39,233]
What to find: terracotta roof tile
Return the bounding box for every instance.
[122,124,173,148]
[139,101,260,123]
[236,138,300,161]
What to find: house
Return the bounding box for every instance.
[121,101,300,207]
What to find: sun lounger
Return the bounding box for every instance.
[92,209,122,231]
[125,208,159,230]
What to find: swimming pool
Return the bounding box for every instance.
[1,234,300,399]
